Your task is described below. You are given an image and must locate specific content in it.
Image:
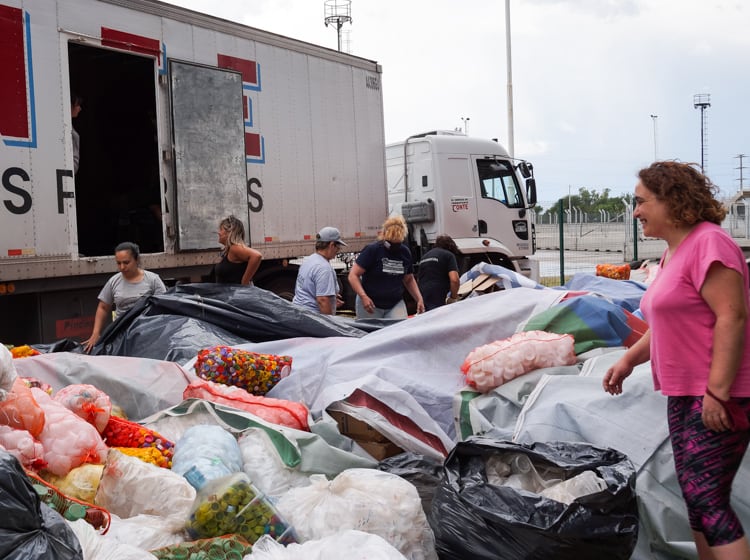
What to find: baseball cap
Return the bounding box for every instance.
[317,226,347,246]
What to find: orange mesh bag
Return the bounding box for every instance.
[596,264,631,280]
[101,416,175,468]
[183,378,309,431]
[0,377,45,437]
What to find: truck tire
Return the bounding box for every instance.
[256,273,297,301]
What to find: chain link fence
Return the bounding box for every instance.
[531,200,664,286]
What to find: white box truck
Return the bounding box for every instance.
[0,0,388,342]
[0,0,538,344]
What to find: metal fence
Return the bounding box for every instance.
[528,199,750,286]
[531,200,663,285]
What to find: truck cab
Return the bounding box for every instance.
[386,131,538,279]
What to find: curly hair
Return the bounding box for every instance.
[381,215,408,243]
[637,161,726,226]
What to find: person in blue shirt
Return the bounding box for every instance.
[292,226,346,315]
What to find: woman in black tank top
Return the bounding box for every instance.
[215,215,262,285]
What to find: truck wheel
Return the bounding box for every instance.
[257,274,297,301]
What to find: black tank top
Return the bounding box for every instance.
[214,254,246,284]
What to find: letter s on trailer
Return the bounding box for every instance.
[0,0,387,343]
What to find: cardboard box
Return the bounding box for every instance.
[458,273,501,299]
[328,410,390,443]
[356,440,404,461]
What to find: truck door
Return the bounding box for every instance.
[439,156,479,238]
[170,61,247,251]
[474,157,530,254]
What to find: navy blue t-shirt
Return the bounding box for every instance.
[355,241,413,309]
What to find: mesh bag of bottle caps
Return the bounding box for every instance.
[186,472,297,545]
[26,470,111,533]
[194,346,292,396]
[101,415,175,468]
[150,534,253,560]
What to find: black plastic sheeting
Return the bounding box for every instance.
[0,450,84,559]
[430,437,639,560]
[66,284,373,363]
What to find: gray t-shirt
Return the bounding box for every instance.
[98,270,166,319]
[292,253,337,314]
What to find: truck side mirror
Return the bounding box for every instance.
[526,178,537,206]
[518,161,532,179]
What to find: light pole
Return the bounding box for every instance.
[650,114,658,161]
[461,117,470,135]
[505,0,514,157]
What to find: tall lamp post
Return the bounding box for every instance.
[505,0,514,157]
[461,117,470,135]
[650,114,658,161]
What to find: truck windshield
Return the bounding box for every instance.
[477,159,523,208]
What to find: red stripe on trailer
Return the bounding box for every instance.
[0,5,29,139]
[101,27,160,57]
[217,54,259,86]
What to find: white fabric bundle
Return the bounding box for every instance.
[462,330,577,393]
[276,469,437,560]
[247,530,408,560]
[31,387,108,476]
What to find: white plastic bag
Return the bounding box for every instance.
[276,469,437,560]
[248,530,408,560]
[95,449,196,520]
[238,428,310,498]
[171,424,242,490]
[0,345,16,401]
[540,470,608,505]
[66,518,158,560]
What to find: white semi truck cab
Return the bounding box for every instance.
[386,131,538,279]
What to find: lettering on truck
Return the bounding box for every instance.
[451,196,470,212]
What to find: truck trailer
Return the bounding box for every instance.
[0,0,388,343]
[0,0,539,345]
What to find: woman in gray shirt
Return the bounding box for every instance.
[83,242,166,352]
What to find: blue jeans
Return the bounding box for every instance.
[355,296,407,319]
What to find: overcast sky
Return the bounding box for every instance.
[163,0,749,205]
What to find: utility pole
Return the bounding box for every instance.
[737,154,747,192]
[505,0,514,157]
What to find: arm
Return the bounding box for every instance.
[348,262,374,313]
[83,300,112,353]
[231,245,263,285]
[701,262,747,431]
[402,273,425,314]
[447,270,460,301]
[316,295,334,315]
[602,328,651,394]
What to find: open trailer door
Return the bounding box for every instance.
[169,61,247,251]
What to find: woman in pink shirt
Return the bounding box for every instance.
[604,161,750,560]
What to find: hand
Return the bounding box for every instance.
[82,334,98,354]
[702,391,730,432]
[336,294,345,309]
[361,294,375,314]
[445,296,458,304]
[602,359,633,395]
[415,300,425,314]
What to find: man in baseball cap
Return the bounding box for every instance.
[316,226,347,246]
[293,227,346,314]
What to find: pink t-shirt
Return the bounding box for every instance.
[640,221,750,396]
